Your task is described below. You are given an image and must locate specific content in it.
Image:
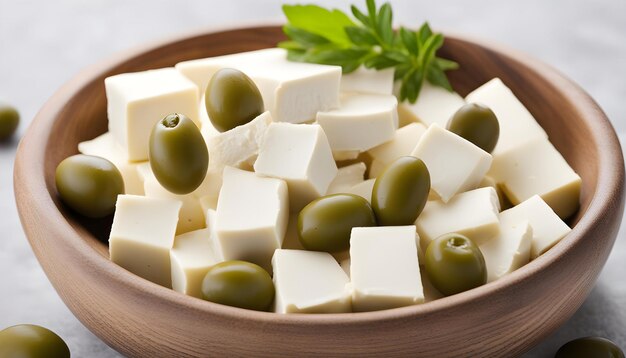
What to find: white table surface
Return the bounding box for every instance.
[1,0,624,356]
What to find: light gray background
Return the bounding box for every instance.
[1,0,624,356]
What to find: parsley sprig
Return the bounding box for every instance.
[278,0,459,103]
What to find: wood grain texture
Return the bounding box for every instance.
[13,26,625,357]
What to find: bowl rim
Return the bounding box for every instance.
[14,24,625,326]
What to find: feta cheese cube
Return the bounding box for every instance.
[465,78,548,154]
[411,124,493,202]
[350,226,424,311]
[105,68,199,161]
[109,195,182,288]
[281,215,304,251]
[327,162,366,195]
[254,123,338,210]
[346,179,376,203]
[216,167,289,271]
[479,220,532,282]
[78,132,145,195]
[332,150,360,161]
[176,48,341,124]
[499,195,571,258]
[488,137,581,219]
[272,249,351,313]
[398,81,465,127]
[316,93,398,152]
[340,67,394,95]
[170,228,222,298]
[206,111,273,170]
[415,187,501,249]
[368,122,427,178]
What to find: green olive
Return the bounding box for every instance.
[201,260,274,311]
[149,113,209,195]
[447,103,499,153]
[298,194,377,252]
[424,233,487,296]
[205,68,264,132]
[556,337,624,358]
[0,103,20,141]
[55,154,125,218]
[372,156,430,226]
[0,324,70,358]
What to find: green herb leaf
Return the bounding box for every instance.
[344,26,378,46]
[282,4,356,45]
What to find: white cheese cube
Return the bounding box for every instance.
[465,78,548,154]
[281,215,304,251]
[346,179,376,203]
[254,123,338,210]
[332,150,360,161]
[206,111,273,171]
[170,228,222,298]
[327,162,366,195]
[488,137,581,219]
[411,124,492,202]
[78,132,145,195]
[109,195,182,288]
[368,122,427,178]
[105,68,200,161]
[340,258,351,278]
[398,81,465,127]
[199,99,220,141]
[479,220,532,283]
[316,93,398,152]
[176,48,341,124]
[340,67,394,95]
[216,167,289,271]
[415,187,501,249]
[272,249,351,313]
[350,226,424,311]
[499,195,571,258]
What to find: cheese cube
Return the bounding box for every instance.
[398,81,465,127]
[272,249,351,313]
[216,167,289,271]
[368,123,427,178]
[105,68,199,161]
[206,111,273,171]
[254,123,338,210]
[333,150,360,161]
[479,220,532,282]
[346,179,376,203]
[176,48,341,124]
[109,195,182,288]
[415,187,501,249]
[488,137,581,219]
[281,215,304,251]
[199,100,220,141]
[170,229,222,298]
[327,162,366,195]
[350,226,424,311]
[340,258,351,278]
[78,132,145,195]
[499,195,571,258]
[411,124,492,202]
[465,78,548,154]
[340,67,394,95]
[316,93,398,152]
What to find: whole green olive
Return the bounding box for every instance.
[0,324,70,358]
[447,103,499,153]
[372,156,430,226]
[298,194,377,252]
[202,260,274,311]
[149,113,209,195]
[556,337,624,358]
[0,103,20,141]
[424,233,487,296]
[205,68,264,132]
[55,154,124,218]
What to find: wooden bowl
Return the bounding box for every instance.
[14,26,625,357]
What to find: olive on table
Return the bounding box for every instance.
[201,260,274,311]
[149,113,209,195]
[55,154,124,218]
[298,194,377,252]
[555,337,624,358]
[447,103,499,153]
[424,233,487,296]
[0,324,70,358]
[372,156,430,226]
[205,68,264,132]
[0,103,20,141]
